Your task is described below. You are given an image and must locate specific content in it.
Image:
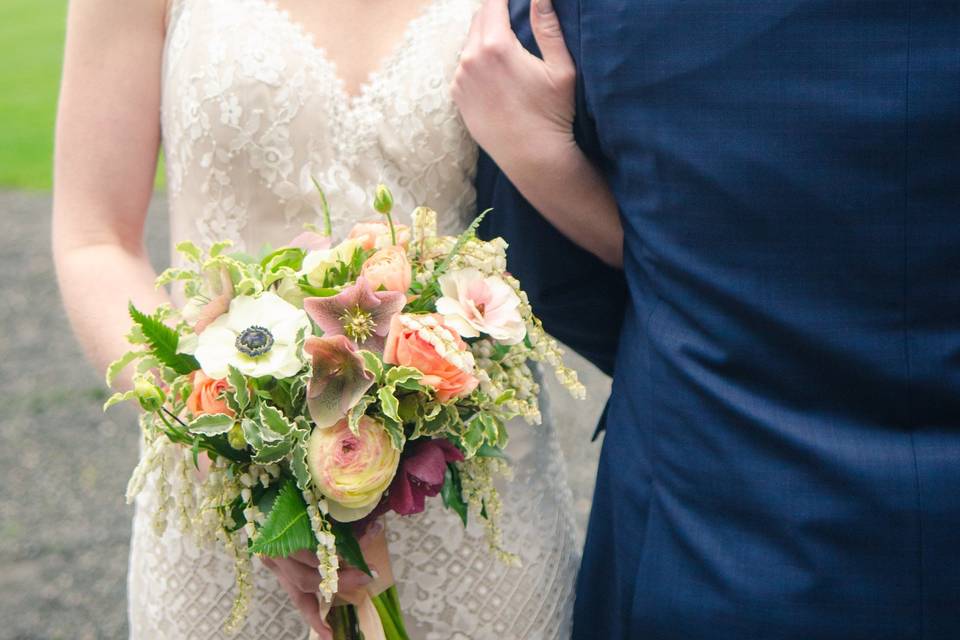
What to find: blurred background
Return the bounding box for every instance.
[0,3,609,638]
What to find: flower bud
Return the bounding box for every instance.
[227,423,247,450]
[373,184,394,215]
[134,377,165,412]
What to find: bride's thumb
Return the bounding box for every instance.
[530,0,575,74]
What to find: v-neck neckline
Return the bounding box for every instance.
[254,0,447,107]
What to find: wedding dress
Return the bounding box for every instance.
[127,0,580,638]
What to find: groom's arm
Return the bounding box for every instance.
[475,0,626,378]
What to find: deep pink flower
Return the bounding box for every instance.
[303,277,405,351]
[383,439,465,517]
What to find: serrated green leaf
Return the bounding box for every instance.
[348,396,376,435]
[330,520,372,576]
[434,209,491,277]
[209,240,233,258]
[103,390,137,411]
[359,351,384,381]
[291,436,312,492]
[382,417,406,451]
[175,240,203,263]
[128,302,199,375]
[227,366,249,412]
[259,403,294,442]
[241,418,264,450]
[378,387,401,423]
[249,480,317,557]
[105,350,143,387]
[441,464,468,527]
[254,439,293,464]
[385,366,422,387]
[187,413,235,436]
[476,443,507,459]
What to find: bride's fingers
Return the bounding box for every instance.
[276,557,323,593]
[291,549,321,567]
[338,566,375,593]
[276,572,331,637]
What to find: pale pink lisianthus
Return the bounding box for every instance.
[435,268,526,345]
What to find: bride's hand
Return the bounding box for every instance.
[260,524,380,637]
[452,0,577,172]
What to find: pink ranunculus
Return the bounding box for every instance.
[383,439,464,516]
[435,268,526,344]
[384,314,479,403]
[307,416,400,522]
[347,220,411,251]
[361,245,412,294]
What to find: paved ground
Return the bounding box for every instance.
[0,190,607,639]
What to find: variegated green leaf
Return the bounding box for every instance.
[227,366,249,412]
[187,413,235,436]
[105,350,142,387]
[240,417,264,450]
[259,403,294,442]
[378,387,401,423]
[382,417,406,451]
[291,434,312,492]
[103,389,137,411]
[358,351,384,382]
[347,396,376,435]
[253,439,293,464]
[385,366,422,388]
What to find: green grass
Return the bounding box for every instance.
[0,1,163,190]
[0,1,67,189]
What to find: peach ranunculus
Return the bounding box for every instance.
[187,370,235,417]
[383,314,479,403]
[361,245,412,294]
[347,220,411,250]
[306,416,400,522]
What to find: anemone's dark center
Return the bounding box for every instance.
[236,325,274,357]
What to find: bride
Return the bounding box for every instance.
[52,0,622,637]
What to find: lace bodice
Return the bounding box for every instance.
[128,1,580,638]
[162,0,479,258]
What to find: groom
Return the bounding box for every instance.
[478,1,960,638]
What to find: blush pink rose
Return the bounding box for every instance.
[361,245,412,294]
[383,314,479,403]
[347,220,411,250]
[187,370,234,417]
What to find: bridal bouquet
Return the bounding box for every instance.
[105,186,584,639]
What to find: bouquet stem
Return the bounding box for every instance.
[326,588,410,640]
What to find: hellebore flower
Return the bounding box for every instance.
[303,277,405,351]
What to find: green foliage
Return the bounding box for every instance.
[128,303,199,375]
[441,464,468,526]
[433,209,491,277]
[187,413,235,436]
[290,434,312,492]
[249,480,317,558]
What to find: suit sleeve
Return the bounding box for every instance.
[475,0,627,378]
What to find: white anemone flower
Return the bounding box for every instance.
[194,292,311,379]
[436,268,527,345]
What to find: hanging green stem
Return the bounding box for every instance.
[311,177,333,237]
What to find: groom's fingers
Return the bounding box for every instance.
[530,0,575,75]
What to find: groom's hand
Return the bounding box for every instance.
[452,0,577,174]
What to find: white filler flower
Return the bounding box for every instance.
[194,292,311,379]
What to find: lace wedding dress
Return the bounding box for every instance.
[127,0,580,638]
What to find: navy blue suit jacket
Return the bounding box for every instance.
[477,1,960,639]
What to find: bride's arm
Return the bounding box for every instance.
[452,0,623,268]
[52,0,171,387]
